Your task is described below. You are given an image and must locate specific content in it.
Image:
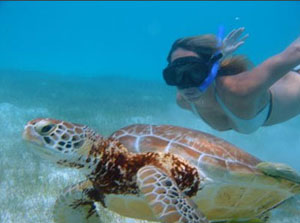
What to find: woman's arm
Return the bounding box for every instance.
[214,36,300,120]
[220,37,300,99]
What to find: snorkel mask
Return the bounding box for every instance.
[163,26,225,92]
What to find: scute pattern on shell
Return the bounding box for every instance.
[110,124,261,173]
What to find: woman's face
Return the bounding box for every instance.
[178,87,203,102]
[171,48,205,102]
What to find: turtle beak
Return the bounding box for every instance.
[22,124,44,147]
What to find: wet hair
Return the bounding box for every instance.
[166,34,252,76]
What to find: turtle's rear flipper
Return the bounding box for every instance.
[137,165,209,223]
[53,180,101,223]
[226,212,270,223]
[256,162,300,184]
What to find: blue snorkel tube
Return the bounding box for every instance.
[198,25,225,92]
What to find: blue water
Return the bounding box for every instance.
[1,1,300,79]
[1,1,300,223]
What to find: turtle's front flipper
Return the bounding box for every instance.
[53,180,102,223]
[256,162,300,184]
[137,165,209,223]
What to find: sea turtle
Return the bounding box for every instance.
[22,118,300,223]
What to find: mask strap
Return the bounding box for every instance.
[198,25,225,92]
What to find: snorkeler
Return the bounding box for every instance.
[163,27,300,134]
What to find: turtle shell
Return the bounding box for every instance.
[110,124,299,221]
[110,124,261,172]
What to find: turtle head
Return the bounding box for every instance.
[23,118,101,170]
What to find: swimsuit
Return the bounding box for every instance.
[293,64,300,73]
[189,85,272,134]
[214,90,272,134]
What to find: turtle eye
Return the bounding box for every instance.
[41,125,53,133]
[36,124,55,135]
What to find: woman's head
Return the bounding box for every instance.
[167,34,219,63]
[163,34,251,90]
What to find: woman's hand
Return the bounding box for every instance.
[288,36,300,50]
[222,27,249,58]
[282,36,300,66]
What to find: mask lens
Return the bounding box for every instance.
[163,57,209,89]
[163,66,178,86]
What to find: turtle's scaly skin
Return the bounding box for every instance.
[23,118,300,223]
